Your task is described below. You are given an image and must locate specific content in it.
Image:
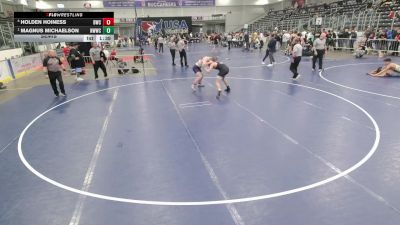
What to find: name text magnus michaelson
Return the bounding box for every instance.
[19,28,80,34]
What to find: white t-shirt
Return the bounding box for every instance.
[307,32,314,40]
[292,44,303,57]
[260,33,266,42]
[283,33,291,42]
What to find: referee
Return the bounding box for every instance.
[90,43,108,79]
[43,50,66,97]
[312,33,327,72]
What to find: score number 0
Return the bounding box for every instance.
[103,18,114,26]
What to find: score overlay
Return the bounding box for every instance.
[13,12,115,42]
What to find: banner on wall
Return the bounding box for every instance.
[138,17,192,36]
[0,60,13,83]
[10,53,43,78]
[103,0,215,8]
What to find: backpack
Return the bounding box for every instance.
[131,68,140,73]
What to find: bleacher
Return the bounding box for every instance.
[0,16,15,49]
[247,0,398,33]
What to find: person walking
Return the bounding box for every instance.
[68,43,85,81]
[158,35,164,53]
[244,32,250,51]
[259,32,265,51]
[43,50,66,97]
[312,33,327,72]
[89,42,108,79]
[262,34,277,66]
[227,33,233,50]
[290,38,303,80]
[168,36,177,66]
[154,35,158,51]
[178,36,188,67]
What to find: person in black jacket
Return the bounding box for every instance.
[68,43,85,81]
[243,32,250,51]
[262,34,277,66]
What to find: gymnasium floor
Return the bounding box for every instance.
[1,44,400,225]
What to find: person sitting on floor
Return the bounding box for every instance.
[0,82,6,89]
[355,45,367,58]
[368,58,400,77]
[117,58,129,74]
[110,48,117,61]
[355,36,367,58]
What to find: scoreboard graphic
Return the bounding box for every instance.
[13,12,115,42]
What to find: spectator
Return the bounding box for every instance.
[0,82,6,89]
[62,45,70,58]
[394,29,400,56]
[350,29,357,49]
[110,48,117,60]
[117,58,129,74]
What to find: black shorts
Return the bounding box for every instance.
[193,65,202,74]
[218,69,229,77]
[217,64,229,77]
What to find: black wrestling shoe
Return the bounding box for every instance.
[216,91,221,99]
[225,86,231,92]
[198,84,205,87]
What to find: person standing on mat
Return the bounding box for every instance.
[290,38,302,80]
[191,56,212,90]
[158,35,164,53]
[43,50,66,97]
[262,33,277,66]
[227,33,233,50]
[312,33,327,72]
[178,36,188,67]
[206,57,231,99]
[154,35,158,51]
[244,32,250,52]
[168,36,177,66]
[90,42,108,79]
[68,43,85,81]
[259,32,265,51]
